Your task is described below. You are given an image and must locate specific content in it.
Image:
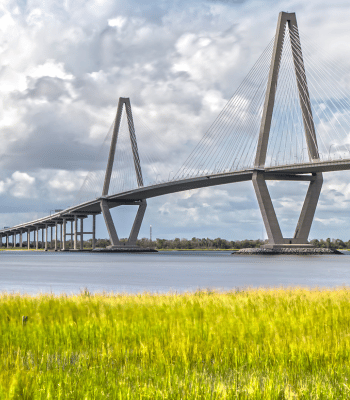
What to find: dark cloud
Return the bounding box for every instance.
[22,77,69,102]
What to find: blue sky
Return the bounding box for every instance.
[1,0,350,241]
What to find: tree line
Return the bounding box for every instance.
[2,237,349,250]
[136,237,350,250]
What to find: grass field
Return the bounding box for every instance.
[1,288,350,399]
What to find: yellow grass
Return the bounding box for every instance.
[1,288,350,398]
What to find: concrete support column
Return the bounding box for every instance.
[92,215,96,250]
[6,234,9,248]
[0,234,2,248]
[59,223,62,250]
[70,221,73,249]
[62,218,66,251]
[74,215,78,250]
[13,233,16,248]
[80,218,83,250]
[27,229,30,250]
[19,230,23,248]
[36,227,39,250]
[50,226,53,249]
[55,222,58,251]
[45,224,48,251]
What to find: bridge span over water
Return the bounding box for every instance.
[1,11,350,250]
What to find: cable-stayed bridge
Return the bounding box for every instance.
[2,11,350,251]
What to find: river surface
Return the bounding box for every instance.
[0,250,350,294]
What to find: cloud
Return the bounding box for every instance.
[0,171,36,199]
[0,0,350,240]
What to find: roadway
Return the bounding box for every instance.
[1,158,350,235]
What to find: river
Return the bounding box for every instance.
[0,250,349,294]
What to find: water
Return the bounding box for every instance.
[1,250,350,295]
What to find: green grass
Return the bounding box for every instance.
[1,288,350,399]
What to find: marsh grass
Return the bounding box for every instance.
[1,288,350,399]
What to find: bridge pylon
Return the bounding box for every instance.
[100,97,147,249]
[253,11,323,249]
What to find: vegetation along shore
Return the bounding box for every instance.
[2,288,350,398]
[1,237,348,250]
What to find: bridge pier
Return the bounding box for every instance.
[253,171,323,249]
[64,214,92,251]
[59,223,62,250]
[92,215,96,250]
[80,218,83,250]
[54,222,58,251]
[74,215,77,250]
[62,218,66,251]
[70,221,73,249]
[44,224,47,251]
[100,199,147,250]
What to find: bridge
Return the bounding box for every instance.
[1,11,350,251]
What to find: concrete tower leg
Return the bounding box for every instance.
[128,200,147,246]
[100,200,120,246]
[294,173,323,241]
[252,172,283,244]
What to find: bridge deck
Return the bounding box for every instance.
[1,158,350,235]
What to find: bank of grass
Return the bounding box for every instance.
[1,288,350,399]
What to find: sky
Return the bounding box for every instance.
[1,0,350,241]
